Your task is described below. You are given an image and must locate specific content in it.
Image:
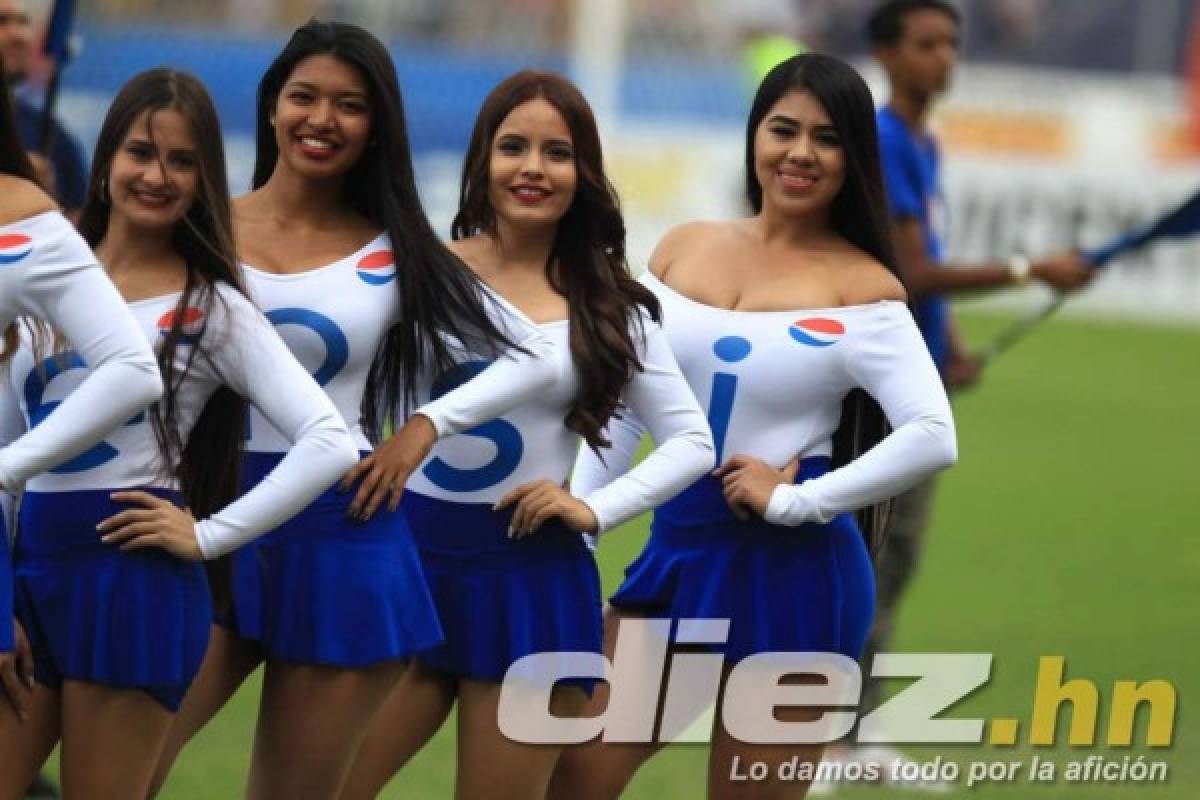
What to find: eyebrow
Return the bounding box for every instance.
[285,80,368,99]
[126,136,196,153]
[766,114,834,128]
[496,132,573,146]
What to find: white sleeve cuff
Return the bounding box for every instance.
[578,495,612,536]
[412,404,453,439]
[0,460,16,495]
[193,520,219,561]
[764,483,820,527]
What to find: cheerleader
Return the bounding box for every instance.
[0,61,161,724]
[149,23,561,799]
[548,54,958,800]
[341,71,714,800]
[0,68,358,799]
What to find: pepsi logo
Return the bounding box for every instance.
[788,317,845,347]
[0,233,34,265]
[356,250,396,285]
[157,306,206,344]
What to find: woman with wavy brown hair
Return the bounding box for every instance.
[340,70,714,800]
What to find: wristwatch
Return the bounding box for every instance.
[1007,254,1032,286]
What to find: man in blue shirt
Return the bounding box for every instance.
[1,0,86,210]
[872,0,1090,383]
[820,1,1094,789]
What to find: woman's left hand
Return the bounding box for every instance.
[97,491,203,561]
[714,455,788,518]
[341,414,438,521]
[495,480,598,538]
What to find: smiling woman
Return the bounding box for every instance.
[754,91,847,218]
[340,69,713,800]
[107,108,200,231]
[0,68,357,799]
[271,53,373,177]
[549,53,956,800]
[143,22,566,800]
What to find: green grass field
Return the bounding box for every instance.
[133,310,1198,799]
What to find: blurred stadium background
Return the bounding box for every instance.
[15,0,1198,797]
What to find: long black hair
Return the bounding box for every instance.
[0,58,35,184]
[1,55,39,361]
[251,19,516,441]
[453,70,659,450]
[77,69,247,573]
[745,53,902,554]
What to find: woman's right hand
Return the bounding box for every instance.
[341,414,438,521]
[717,455,800,520]
[0,619,36,722]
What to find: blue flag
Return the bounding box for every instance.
[42,0,77,64]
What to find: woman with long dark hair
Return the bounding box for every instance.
[341,70,714,800]
[149,22,561,799]
[0,59,161,727]
[0,68,358,798]
[549,53,958,800]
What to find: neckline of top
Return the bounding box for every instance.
[240,231,389,280]
[644,271,905,317]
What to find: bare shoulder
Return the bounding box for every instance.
[648,220,738,279]
[446,234,484,263]
[840,255,908,305]
[0,175,58,227]
[446,234,494,279]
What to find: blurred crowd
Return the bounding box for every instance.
[77,0,1196,76]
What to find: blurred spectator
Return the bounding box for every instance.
[0,0,87,209]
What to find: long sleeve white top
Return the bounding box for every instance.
[239,234,560,454]
[573,272,957,527]
[0,210,162,488]
[407,301,715,534]
[0,282,359,558]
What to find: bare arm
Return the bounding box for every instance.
[893,218,1092,300]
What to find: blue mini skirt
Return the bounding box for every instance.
[405,491,603,687]
[1,511,13,653]
[13,489,210,711]
[222,452,443,667]
[610,457,876,662]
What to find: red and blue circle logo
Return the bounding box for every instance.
[0,234,34,265]
[157,307,207,345]
[357,250,396,285]
[788,317,845,347]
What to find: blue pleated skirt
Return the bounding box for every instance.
[1,510,13,653]
[222,452,443,667]
[405,491,603,688]
[610,457,876,662]
[13,489,211,711]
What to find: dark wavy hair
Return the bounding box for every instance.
[453,70,659,449]
[77,69,246,584]
[745,53,903,553]
[1,55,39,361]
[251,19,516,440]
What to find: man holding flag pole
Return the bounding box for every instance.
[815,2,1094,792]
